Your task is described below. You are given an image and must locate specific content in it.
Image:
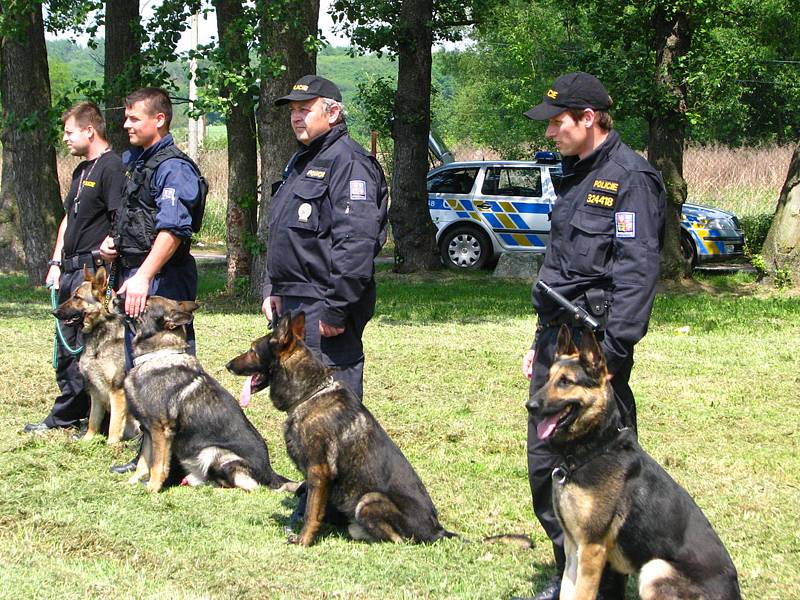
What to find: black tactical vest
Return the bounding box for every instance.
[115,144,207,259]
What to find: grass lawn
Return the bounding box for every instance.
[0,264,798,599]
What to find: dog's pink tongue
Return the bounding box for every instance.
[239,376,252,408]
[537,415,560,440]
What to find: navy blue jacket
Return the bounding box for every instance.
[532,131,666,374]
[264,124,389,328]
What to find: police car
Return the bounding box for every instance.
[427,153,744,269]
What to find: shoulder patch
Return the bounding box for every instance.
[615,212,635,238]
[161,187,177,205]
[350,180,367,200]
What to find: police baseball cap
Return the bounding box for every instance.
[524,72,612,120]
[274,75,342,106]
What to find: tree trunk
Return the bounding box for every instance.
[0,5,62,285]
[389,0,440,272]
[648,8,691,280]
[214,0,259,294]
[0,146,25,272]
[761,140,800,285]
[104,0,141,153]
[250,0,319,297]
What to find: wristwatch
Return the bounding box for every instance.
[48,259,61,267]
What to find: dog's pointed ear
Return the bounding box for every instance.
[578,328,607,378]
[165,300,197,329]
[273,312,294,346]
[556,324,577,356]
[291,312,306,341]
[177,300,200,314]
[92,266,107,296]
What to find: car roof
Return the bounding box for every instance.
[429,160,555,174]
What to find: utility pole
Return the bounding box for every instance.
[187,10,200,161]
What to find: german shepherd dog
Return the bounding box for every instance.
[226,312,455,547]
[54,266,134,444]
[527,326,740,600]
[113,295,295,494]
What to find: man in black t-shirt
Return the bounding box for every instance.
[24,102,126,433]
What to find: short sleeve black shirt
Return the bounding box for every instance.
[62,151,125,258]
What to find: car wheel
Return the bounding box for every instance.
[681,231,698,268]
[440,226,492,270]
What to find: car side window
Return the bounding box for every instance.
[482,167,543,197]
[427,168,479,194]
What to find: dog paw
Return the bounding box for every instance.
[276,481,301,494]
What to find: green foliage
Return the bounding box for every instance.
[740,213,774,256]
[774,266,793,289]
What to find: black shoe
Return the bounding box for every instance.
[109,460,137,474]
[23,421,52,433]
[513,575,561,600]
[70,421,89,441]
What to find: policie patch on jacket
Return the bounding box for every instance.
[615,212,635,238]
[306,168,327,179]
[585,178,619,209]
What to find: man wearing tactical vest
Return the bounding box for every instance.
[100,87,207,474]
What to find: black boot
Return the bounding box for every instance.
[512,574,561,600]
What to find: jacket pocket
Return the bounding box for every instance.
[567,208,614,276]
[288,180,327,234]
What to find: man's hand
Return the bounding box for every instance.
[261,296,282,323]
[521,348,536,380]
[45,265,61,289]
[319,321,344,337]
[99,236,118,261]
[117,272,151,317]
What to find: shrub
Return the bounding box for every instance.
[740,213,773,255]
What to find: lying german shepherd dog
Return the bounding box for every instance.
[54,266,134,444]
[528,325,740,600]
[113,295,295,494]
[227,312,455,547]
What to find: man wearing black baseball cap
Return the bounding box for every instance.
[260,74,388,402]
[518,73,666,600]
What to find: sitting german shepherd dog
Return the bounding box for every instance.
[113,295,294,494]
[528,325,740,600]
[226,312,455,547]
[54,266,134,444]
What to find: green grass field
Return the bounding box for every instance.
[0,265,798,599]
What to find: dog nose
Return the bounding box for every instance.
[526,394,541,414]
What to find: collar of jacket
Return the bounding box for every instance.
[562,130,621,177]
[125,133,176,167]
[294,123,348,165]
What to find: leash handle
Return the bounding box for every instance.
[104,260,118,310]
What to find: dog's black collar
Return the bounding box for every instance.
[552,426,633,485]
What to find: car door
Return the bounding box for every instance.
[474,165,551,251]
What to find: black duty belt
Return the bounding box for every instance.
[119,242,191,270]
[62,251,104,273]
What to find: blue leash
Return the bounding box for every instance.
[50,285,84,368]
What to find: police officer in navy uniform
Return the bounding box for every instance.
[262,75,388,400]
[519,73,665,600]
[100,87,205,473]
[24,102,125,434]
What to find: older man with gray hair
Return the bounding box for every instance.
[259,75,389,401]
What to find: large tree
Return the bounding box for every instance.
[104,0,142,152]
[0,2,62,283]
[212,0,259,293]
[250,0,320,297]
[761,141,800,285]
[331,0,487,272]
